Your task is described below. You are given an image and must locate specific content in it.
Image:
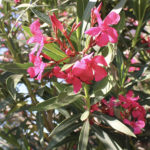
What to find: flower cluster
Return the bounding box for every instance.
[90,91,146,134]
[27,3,119,93]
[51,53,107,93]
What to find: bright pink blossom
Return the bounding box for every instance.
[85,7,120,47]
[72,54,107,84]
[90,103,100,113]
[100,91,146,134]
[14,0,20,3]
[123,119,145,134]
[50,54,107,93]
[27,20,47,60]
[27,54,47,80]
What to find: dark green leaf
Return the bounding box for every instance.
[77,119,90,150]
[111,0,127,14]
[47,114,82,150]
[92,124,122,150]
[31,8,51,25]
[50,114,81,136]
[94,112,136,137]
[36,112,44,145]
[0,63,33,74]
[30,93,83,111]
[6,74,23,99]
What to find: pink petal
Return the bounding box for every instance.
[27,67,39,78]
[106,27,118,43]
[94,8,103,26]
[72,61,94,83]
[66,72,82,93]
[134,126,141,134]
[29,43,39,60]
[92,55,107,66]
[136,120,145,128]
[95,32,109,47]
[37,38,44,57]
[123,119,131,125]
[72,77,82,93]
[93,65,107,81]
[53,66,66,78]
[85,27,101,36]
[30,20,41,35]
[103,12,120,26]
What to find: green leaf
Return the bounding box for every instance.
[31,8,51,25]
[77,0,88,21]
[93,76,114,96]
[81,0,97,35]
[77,119,90,150]
[43,43,68,62]
[6,74,23,99]
[0,131,20,148]
[111,0,127,14]
[22,25,32,37]
[94,112,136,137]
[6,101,27,117]
[50,114,81,136]
[30,93,83,111]
[61,63,74,71]
[80,110,89,121]
[36,112,44,145]
[0,63,33,74]
[115,12,125,34]
[131,0,148,20]
[92,124,122,150]
[47,114,82,150]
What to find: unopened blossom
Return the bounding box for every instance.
[85,6,120,47]
[50,13,66,34]
[27,54,47,80]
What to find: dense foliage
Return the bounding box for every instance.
[0,0,150,149]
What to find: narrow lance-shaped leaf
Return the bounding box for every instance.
[92,124,122,150]
[77,119,90,150]
[94,112,136,137]
[30,93,83,111]
[0,63,33,74]
[31,8,51,25]
[111,0,127,14]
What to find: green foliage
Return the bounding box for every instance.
[0,0,150,150]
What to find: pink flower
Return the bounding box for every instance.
[123,119,145,134]
[14,0,20,3]
[27,54,46,80]
[65,72,82,93]
[101,97,115,116]
[72,54,107,84]
[50,54,107,93]
[90,103,100,113]
[85,7,120,47]
[27,20,46,59]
